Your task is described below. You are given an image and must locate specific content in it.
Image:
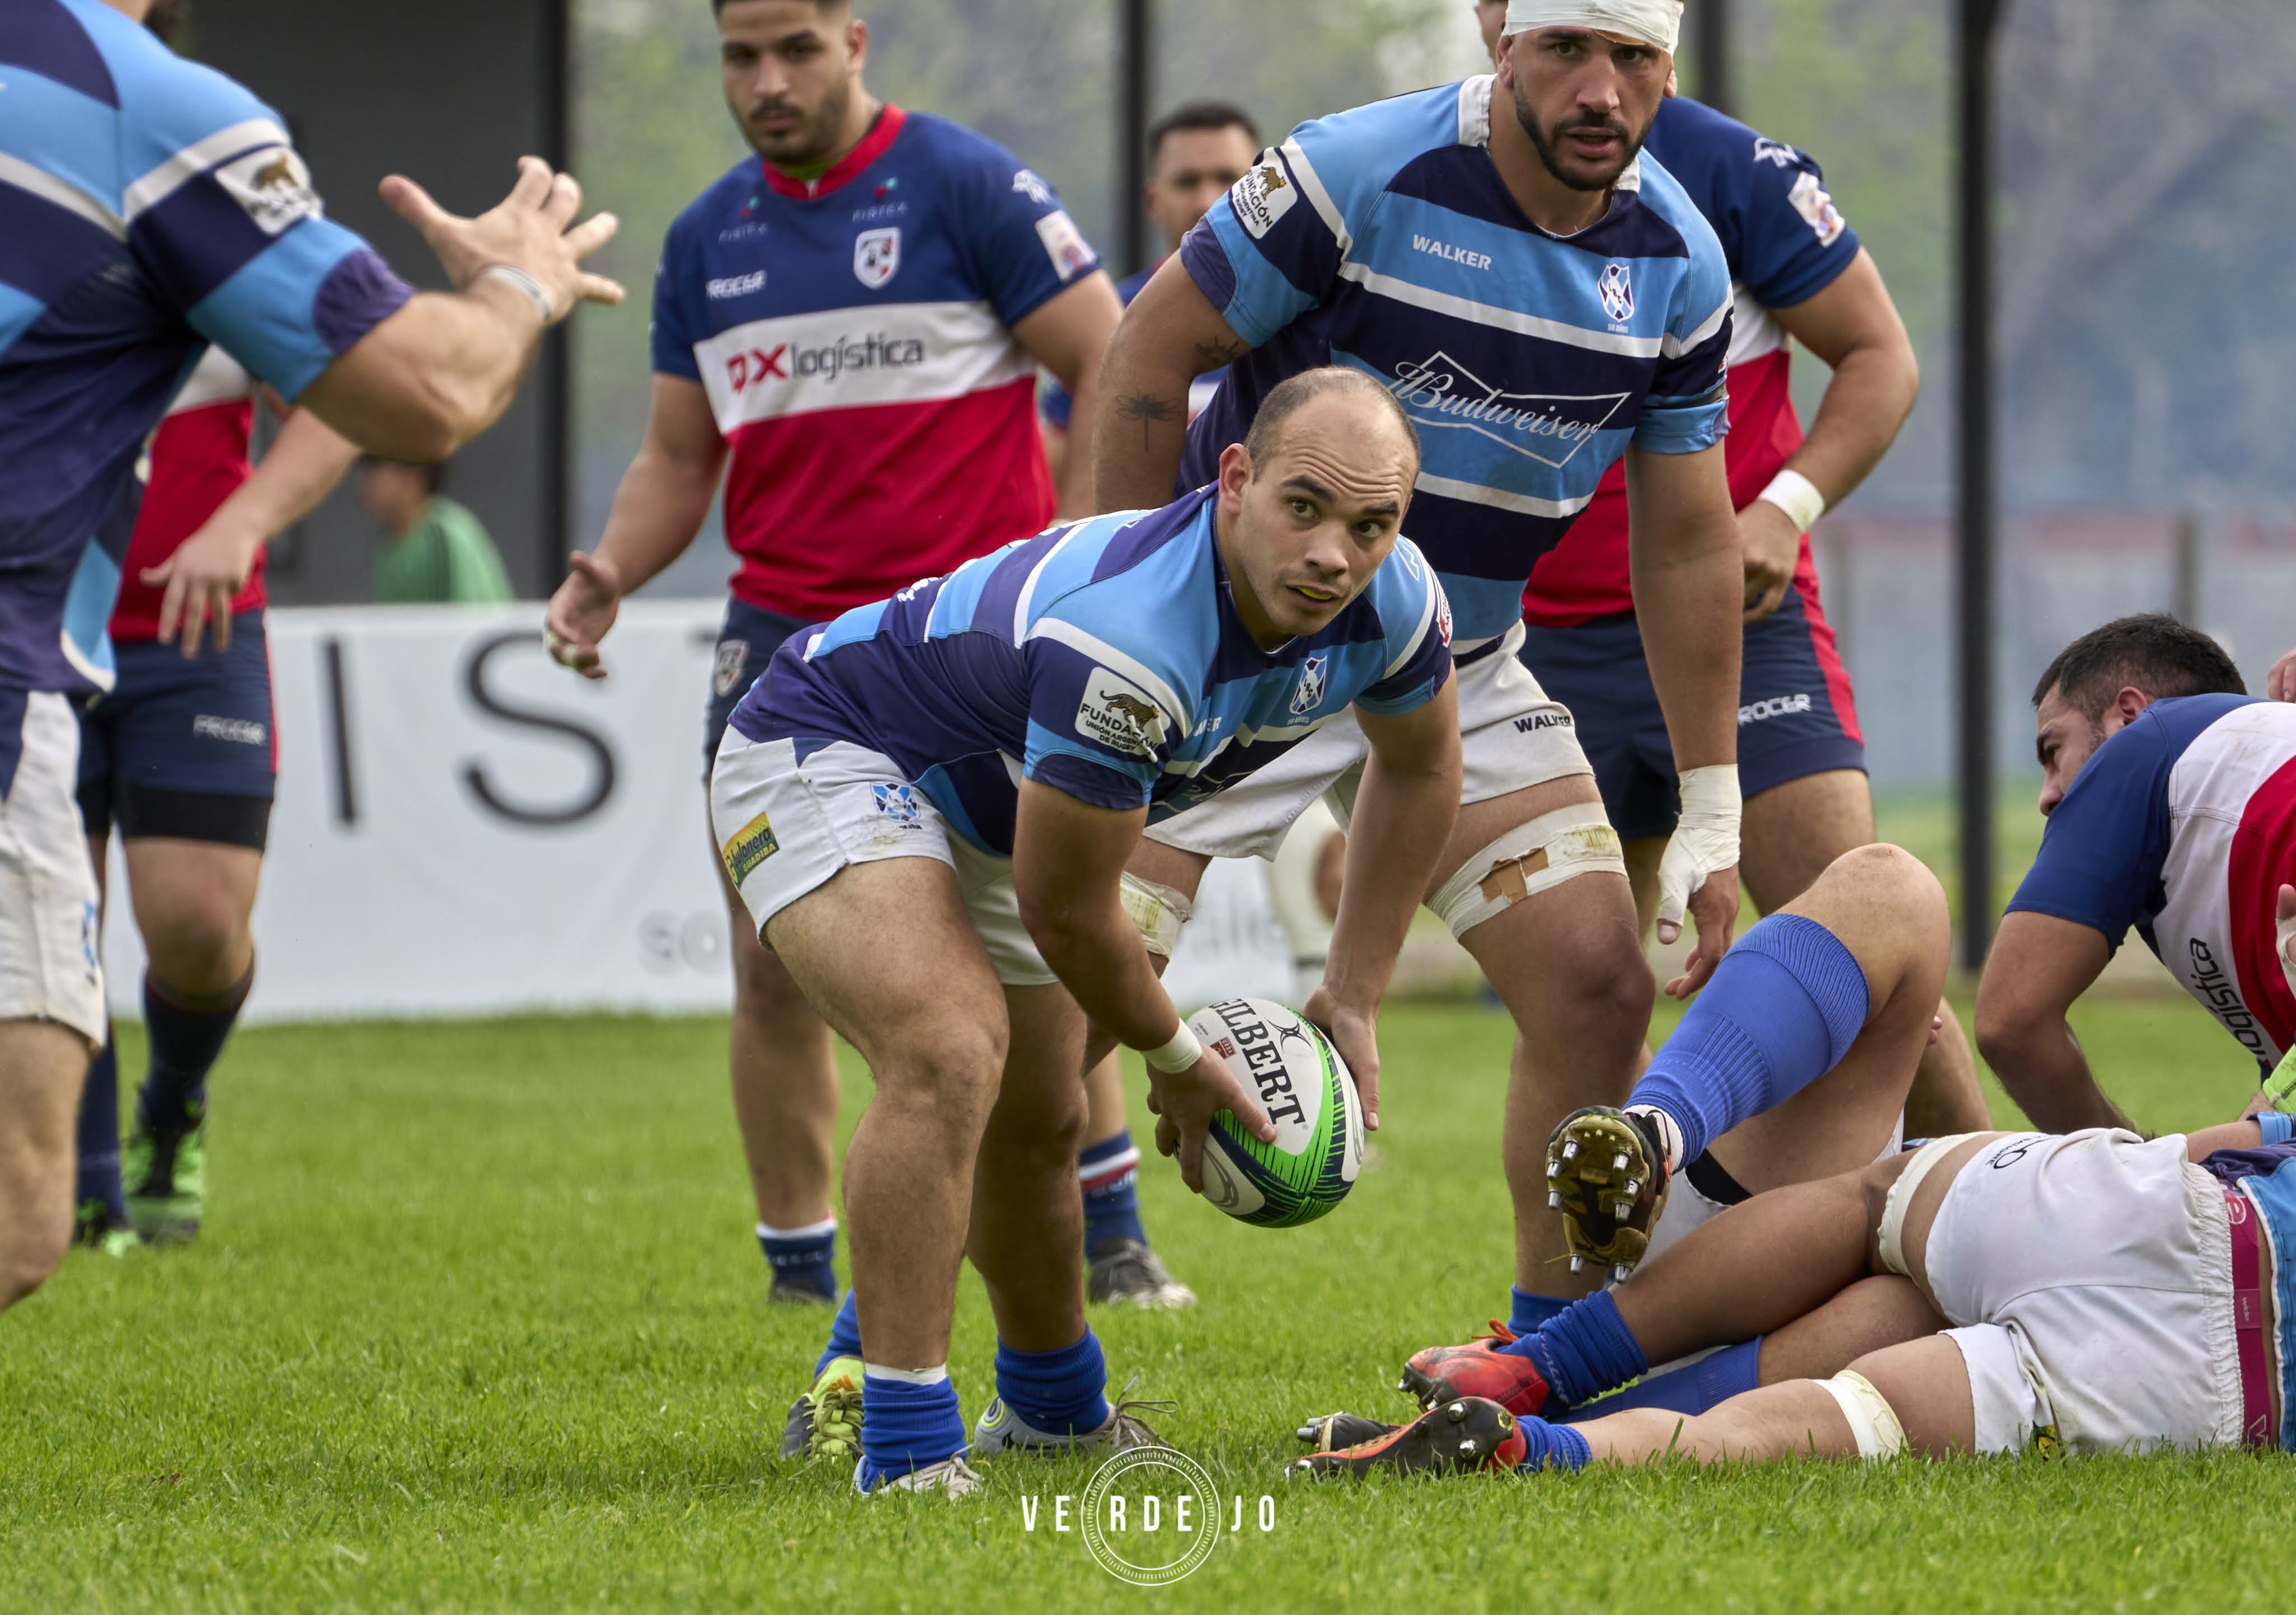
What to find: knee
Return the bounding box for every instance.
[1828,844,1948,928]
[1557,927,1655,1031]
[882,1019,1008,1132]
[143,898,251,988]
[984,1081,1089,1174]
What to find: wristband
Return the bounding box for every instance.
[476,263,555,324]
[2259,1109,2295,1145]
[1755,468,1827,534]
[1141,1021,1204,1074]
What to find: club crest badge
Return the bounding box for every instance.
[1598,261,1635,324]
[854,227,900,289]
[1289,653,1328,717]
[872,783,923,825]
[712,639,750,699]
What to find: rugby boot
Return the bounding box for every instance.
[767,1279,839,1308]
[973,1397,1173,1456]
[1399,1320,1553,1416]
[1545,1105,1670,1282]
[1286,1397,1526,1480]
[123,1107,206,1246]
[1087,1238,1197,1309]
[73,1201,139,1258]
[859,1453,985,1497]
[1296,1411,1400,1452]
[780,1355,864,1461]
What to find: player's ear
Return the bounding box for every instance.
[1216,442,1253,508]
[2111,685,2150,727]
[846,17,868,72]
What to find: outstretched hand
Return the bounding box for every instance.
[143,517,264,657]
[1148,1045,1276,1195]
[380,157,624,325]
[543,551,623,679]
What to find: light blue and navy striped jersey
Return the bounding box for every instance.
[729,485,1453,855]
[0,0,413,693]
[1176,76,1733,650]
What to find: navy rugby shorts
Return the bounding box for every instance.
[76,611,275,851]
[703,598,813,780]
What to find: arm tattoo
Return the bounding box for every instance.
[1192,336,1246,369]
[1116,393,1180,452]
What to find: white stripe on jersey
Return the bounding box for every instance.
[0,149,124,238]
[2155,703,2296,1064]
[1663,293,1731,359]
[123,118,289,220]
[1278,136,1355,261]
[167,347,255,416]
[1725,283,1787,369]
[692,301,1032,435]
[1381,539,1440,680]
[1335,261,1661,358]
[1021,617,1188,728]
[1412,470,1595,520]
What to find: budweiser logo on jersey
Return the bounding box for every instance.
[1387,353,1628,471]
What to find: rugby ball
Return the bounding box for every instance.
[1189,998,1365,1228]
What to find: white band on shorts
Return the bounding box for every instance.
[1815,1369,1907,1459]
[1877,1133,1982,1278]
[1119,872,1195,958]
[1142,1021,1204,1073]
[1755,468,1828,534]
[1427,803,1625,940]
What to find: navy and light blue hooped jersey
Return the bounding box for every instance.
[1176,76,1732,650]
[651,105,1102,623]
[0,0,412,694]
[2007,694,2296,1072]
[729,485,1453,855]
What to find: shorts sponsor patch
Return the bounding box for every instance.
[1738,692,1813,725]
[1034,209,1095,283]
[1229,159,1297,240]
[713,639,751,699]
[1787,171,1847,246]
[192,714,267,747]
[720,811,780,885]
[213,144,322,236]
[1076,667,1170,757]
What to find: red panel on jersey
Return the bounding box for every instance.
[2227,753,2296,1055]
[719,376,1055,621]
[1525,348,1805,628]
[110,399,267,642]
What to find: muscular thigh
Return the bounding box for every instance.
[1842,1334,1978,1456]
[1740,769,1874,914]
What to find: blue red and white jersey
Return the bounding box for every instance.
[1173,76,1731,652]
[1037,262,1227,429]
[0,0,410,694]
[110,347,267,642]
[729,485,1452,856]
[2008,695,2296,1073]
[1527,96,1862,627]
[652,106,1102,623]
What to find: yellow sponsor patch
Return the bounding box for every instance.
[720,811,780,885]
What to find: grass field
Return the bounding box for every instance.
[4,991,2290,1614]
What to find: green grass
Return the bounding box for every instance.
[2,995,2286,1613]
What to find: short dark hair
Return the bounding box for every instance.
[1241,367,1419,477]
[2031,613,2245,716]
[1147,101,1260,167]
[710,0,846,13]
[362,456,446,496]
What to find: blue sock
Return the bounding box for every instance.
[1079,1130,1147,1255]
[994,1330,1110,1436]
[857,1368,965,1489]
[137,969,251,1135]
[814,1291,862,1376]
[758,1218,838,1300]
[1503,1291,1649,1409]
[1510,1287,1571,1335]
[74,1025,125,1221]
[1514,1416,1593,1473]
[1555,1336,1763,1424]
[1627,914,1869,1166]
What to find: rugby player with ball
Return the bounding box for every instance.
[713,369,1461,1494]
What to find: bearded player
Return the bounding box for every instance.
[542,0,1123,1309]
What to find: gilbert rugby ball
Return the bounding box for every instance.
[1189,998,1365,1228]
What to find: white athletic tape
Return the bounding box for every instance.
[1654,764,1740,936]
[1119,871,1195,958]
[1877,1133,1980,1278]
[1428,803,1625,940]
[1142,1020,1204,1074]
[1815,1370,1907,1459]
[1756,468,1828,534]
[1502,0,1681,51]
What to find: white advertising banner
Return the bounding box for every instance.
[98,603,1292,1024]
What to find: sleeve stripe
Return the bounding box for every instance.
[1021,618,1186,724]
[1412,470,1596,520]
[1660,295,1732,359]
[1278,137,1353,260]
[1382,550,1439,680]
[123,117,287,221]
[0,151,123,239]
[1336,261,1661,356]
[1010,519,1092,641]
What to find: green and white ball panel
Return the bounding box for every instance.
[1191,998,1364,1228]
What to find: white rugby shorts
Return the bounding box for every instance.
[1913,1130,2243,1456]
[709,731,1057,988]
[1143,623,1589,862]
[0,692,103,1045]
[1641,1110,1906,1271]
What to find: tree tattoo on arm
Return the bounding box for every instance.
[1116,393,1181,452]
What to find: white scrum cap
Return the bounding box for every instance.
[1502,0,1683,54]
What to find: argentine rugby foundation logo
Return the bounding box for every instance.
[1075,668,1170,757]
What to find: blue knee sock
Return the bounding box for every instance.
[1510,1287,1572,1335]
[138,969,251,1135]
[1501,1290,1649,1409]
[74,1025,125,1221]
[1079,1130,1147,1255]
[1627,914,1869,1167]
[1555,1336,1763,1424]
[758,1218,838,1300]
[815,1291,862,1375]
[1514,1417,1593,1473]
[994,1330,1110,1436]
[857,1367,966,1489]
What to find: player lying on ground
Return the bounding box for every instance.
[1977,615,2293,1132]
[1295,870,2296,1473]
[712,369,1462,1494]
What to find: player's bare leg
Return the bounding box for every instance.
[716,847,842,1303]
[0,1018,95,1307]
[121,839,258,994]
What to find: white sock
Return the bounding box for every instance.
[1624,1104,1684,1176]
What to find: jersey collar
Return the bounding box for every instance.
[759,103,908,201]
